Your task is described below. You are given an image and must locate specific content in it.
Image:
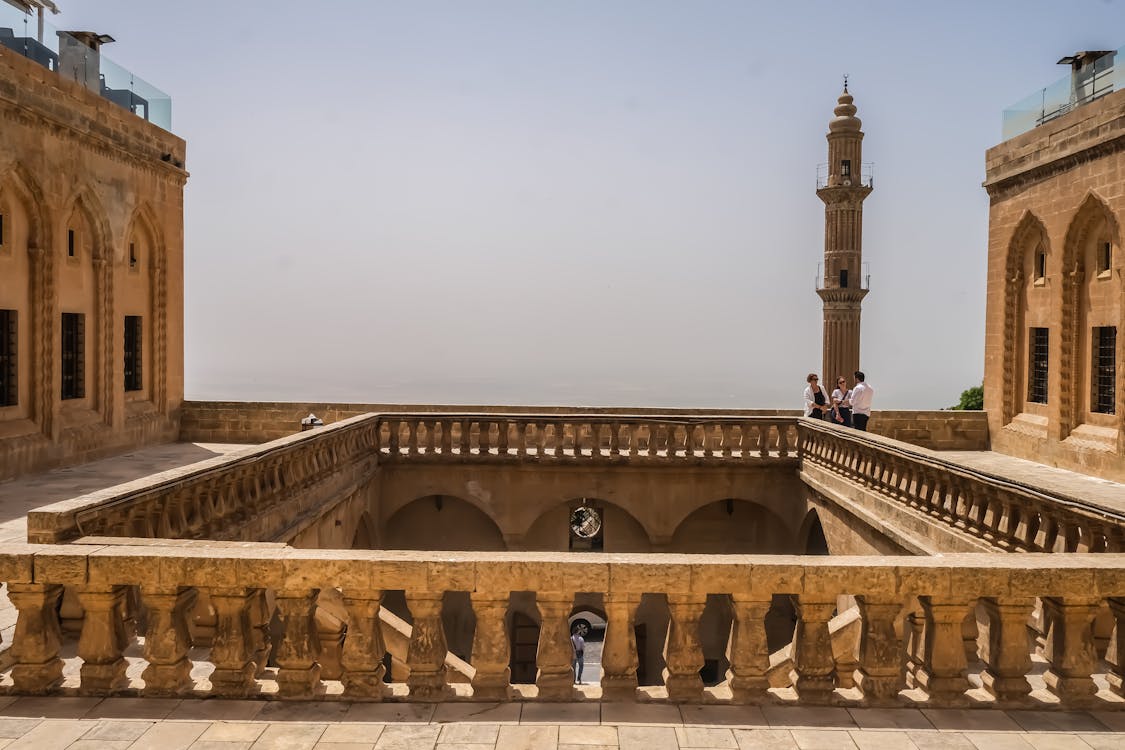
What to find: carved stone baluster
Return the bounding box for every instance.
[387,420,400,455]
[249,589,272,676]
[458,419,470,455]
[470,593,511,700]
[77,585,128,693]
[920,597,971,705]
[739,423,753,460]
[8,583,64,694]
[440,419,453,454]
[792,595,836,703]
[757,423,771,457]
[407,420,420,455]
[904,606,927,687]
[665,594,706,702]
[1106,598,1125,697]
[498,420,510,456]
[777,422,791,456]
[728,595,771,704]
[1042,597,1099,702]
[1034,515,1059,553]
[142,586,197,696]
[628,424,639,457]
[978,597,1032,703]
[341,591,386,699]
[405,592,450,700]
[857,596,903,704]
[478,420,491,456]
[601,593,638,700]
[275,589,321,697]
[516,421,529,457]
[535,593,576,699]
[208,588,258,697]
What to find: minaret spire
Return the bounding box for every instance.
[816,85,872,385]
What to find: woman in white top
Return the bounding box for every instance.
[803,373,829,419]
[831,376,853,427]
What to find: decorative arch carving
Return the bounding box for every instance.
[59,186,115,425]
[0,163,52,431]
[123,203,168,410]
[1059,192,1120,437]
[1000,211,1050,424]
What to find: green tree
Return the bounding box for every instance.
[952,384,984,410]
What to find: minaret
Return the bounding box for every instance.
[816,81,872,383]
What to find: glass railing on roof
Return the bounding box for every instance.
[0,2,171,131]
[1001,47,1122,141]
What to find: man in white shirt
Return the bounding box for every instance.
[850,371,874,431]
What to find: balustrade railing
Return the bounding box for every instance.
[799,418,1125,553]
[2,545,1125,708]
[376,414,800,463]
[26,414,380,543]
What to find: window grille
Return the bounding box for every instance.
[61,313,84,400]
[124,316,142,392]
[0,310,15,407]
[1093,326,1116,414]
[1028,327,1048,404]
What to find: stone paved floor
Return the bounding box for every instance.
[0,442,248,646]
[938,450,1125,516]
[0,697,1118,749]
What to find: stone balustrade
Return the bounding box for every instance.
[376,414,800,463]
[26,414,380,544]
[1,544,1125,708]
[799,418,1125,553]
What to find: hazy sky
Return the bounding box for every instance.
[58,1,1125,409]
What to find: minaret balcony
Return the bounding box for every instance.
[816,162,874,189]
[815,263,870,292]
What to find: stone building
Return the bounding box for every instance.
[0,3,187,481]
[984,48,1125,479]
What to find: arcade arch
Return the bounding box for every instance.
[382,494,505,551]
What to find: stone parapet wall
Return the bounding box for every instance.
[180,401,989,451]
[2,542,1124,706]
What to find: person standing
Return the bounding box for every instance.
[803,373,829,419]
[851,371,874,431]
[831,376,853,427]
[571,626,586,685]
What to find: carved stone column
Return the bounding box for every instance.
[978,597,1032,703]
[857,597,903,704]
[142,587,197,696]
[921,597,971,705]
[77,585,128,693]
[792,595,836,703]
[8,583,64,694]
[275,589,321,697]
[341,591,386,699]
[535,593,576,700]
[249,589,272,676]
[728,595,771,704]
[665,594,706,702]
[405,591,450,700]
[208,588,258,697]
[1042,597,1099,702]
[470,592,511,700]
[600,593,639,701]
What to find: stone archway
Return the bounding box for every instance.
[668,499,795,553]
[382,494,506,551]
[799,509,830,555]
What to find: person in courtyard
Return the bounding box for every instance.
[851,371,874,431]
[571,625,586,684]
[804,373,829,419]
[831,375,853,427]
